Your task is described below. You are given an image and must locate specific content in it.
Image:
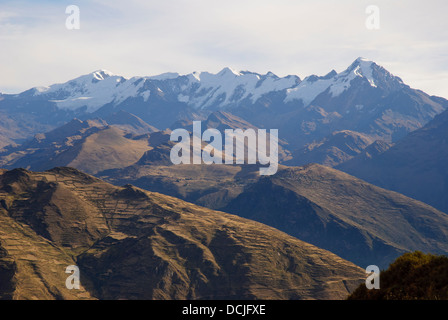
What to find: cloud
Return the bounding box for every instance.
[0,0,447,98]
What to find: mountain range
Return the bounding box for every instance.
[1,57,448,300]
[1,58,447,154]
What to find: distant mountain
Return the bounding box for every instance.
[27,68,300,112]
[0,109,289,175]
[338,107,448,214]
[103,110,159,134]
[285,130,375,167]
[134,139,174,166]
[1,58,446,151]
[0,118,159,174]
[100,162,448,268]
[0,167,364,299]
[0,110,57,149]
[341,139,393,164]
[99,163,262,210]
[222,164,448,268]
[172,110,258,132]
[227,57,448,149]
[169,110,292,163]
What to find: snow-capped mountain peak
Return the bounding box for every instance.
[217,67,242,77]
[342,57,376,86]
[177,68,300,109]
[147,72,180,81]
[91,69,115,81]
[285,57,404,106]
[23,58,405,113]
[31,70,149,112]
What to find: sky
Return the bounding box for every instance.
[1,0,447,98]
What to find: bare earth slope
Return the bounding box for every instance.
[0,167,364,300]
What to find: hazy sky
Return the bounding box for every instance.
[1,0,447,98]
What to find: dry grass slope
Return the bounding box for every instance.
[0,167,365,300]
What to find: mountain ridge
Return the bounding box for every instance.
[24,57,406,113]
[338,106,448,214]
[1,58,447,153]
[99,161,448,268]
[0,118,157,174]
[0,166,365,300]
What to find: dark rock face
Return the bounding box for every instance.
[0,245,16,300]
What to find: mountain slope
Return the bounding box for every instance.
[169,110,292,162]
[102,162,448,268]
[223,164,448,268]
[0,167,365,300]
[103,110,159,134]
[99,163,262,210]
[338,107,448,214]
[0,119,156,174]
[0,110,57,150]
[339,139,393,164]
[286,130,375,167]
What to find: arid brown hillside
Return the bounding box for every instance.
[0,119,162,174]
[101,163,448,269]
[0,167,364,300]
[223,164,448,268]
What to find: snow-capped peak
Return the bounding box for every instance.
[91,69,115,81]
[30,68,297,112]
[285,57,396,105]
[354,57,374,64]
[177,68,300,109]
[22,58,403,113]
[147,72,180,81]
[31,70,150,112]
[217,67,242,77]
[343,57,376,86]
